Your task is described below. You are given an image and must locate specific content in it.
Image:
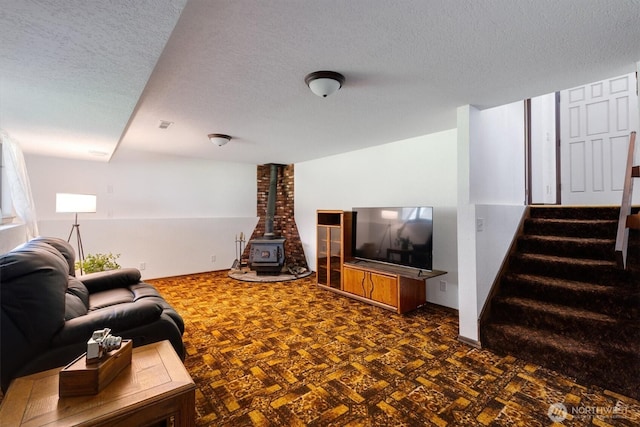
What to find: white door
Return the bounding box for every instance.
[560,73,638,205]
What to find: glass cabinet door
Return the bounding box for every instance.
[316,210,352,291]
[317,225,328,286]
[328,226,342,289]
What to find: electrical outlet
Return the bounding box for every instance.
[139,262,146,271]
[476,218,484,232]
[439,280,447,292]
[211,255,216,263]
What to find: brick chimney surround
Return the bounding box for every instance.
[242,164,308,271]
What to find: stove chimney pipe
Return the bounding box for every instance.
[264,163,278,238]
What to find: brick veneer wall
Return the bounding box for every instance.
[242,164,308,270]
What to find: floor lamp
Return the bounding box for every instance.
[56,193,97,275]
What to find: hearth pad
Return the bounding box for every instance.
[228,268,312,283]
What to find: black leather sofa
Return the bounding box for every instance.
[0,237,185,392]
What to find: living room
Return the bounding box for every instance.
[2,1,639,425]
[5,105,526,343]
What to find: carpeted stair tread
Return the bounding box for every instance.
[503,272,638,299]
[603,335,640,355]
[510,253,635,286]
[483,322,640,364]
[518,235,616,260]
[483,323,599,357]
[505,273,618,293]
[501,273,639,318]
[528,206,623,220]
[494,296,618,325]
[522,234,614,244]
[483,323,639,398]
[529,218,617,226]
[514,252,615,268]
[503,272,639,297]
[524,218,617,238]
[504,273,640,303]
[510,251,638,286]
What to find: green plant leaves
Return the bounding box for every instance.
[76,253,121,274]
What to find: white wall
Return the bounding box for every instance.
[458,102,526,343]
[456,105,479,341]
[475,204,525,315]
[25,152,258,279]
[296,129,459,309]
[470,102,525,204]
[531,93,557,204]
[471,102,527,325]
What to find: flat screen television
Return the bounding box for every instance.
[353,206,433,271]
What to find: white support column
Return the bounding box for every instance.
[456,105,480,344]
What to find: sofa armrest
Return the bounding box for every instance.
[52,299,162,347]
[79,268,142,293]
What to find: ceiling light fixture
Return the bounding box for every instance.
[304,71,345,98]
[208,133,231,146]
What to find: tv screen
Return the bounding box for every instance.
[353,206,433,271]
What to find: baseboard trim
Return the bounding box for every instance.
[457,335,481,348]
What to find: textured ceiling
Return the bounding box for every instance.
[0,0,186,160]
[2,0,639,164]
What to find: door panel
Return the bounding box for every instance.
[568,141,585,192]
[343,266,366,297]
[560,73,639,205]
[369,272,398,307]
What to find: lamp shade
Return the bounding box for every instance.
[56,193,97,213]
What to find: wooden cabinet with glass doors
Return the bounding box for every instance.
[316,210,353,290]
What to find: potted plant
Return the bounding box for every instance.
[77,253,121,274]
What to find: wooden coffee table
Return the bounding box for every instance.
[0,340,195,426]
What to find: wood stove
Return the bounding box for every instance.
[249,163,287,275]
[249,237,285,275]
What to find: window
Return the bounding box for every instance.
[0,142,13,221]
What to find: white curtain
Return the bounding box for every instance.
[1,130,39,240]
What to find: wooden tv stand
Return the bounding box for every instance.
[339,260,446,314]
[314,210,446,314]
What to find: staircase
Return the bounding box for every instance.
[481,206,640,399]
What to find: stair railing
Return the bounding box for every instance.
[615,131,637,269]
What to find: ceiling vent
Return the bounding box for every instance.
[88,150,109,157]
[158,120,173,129]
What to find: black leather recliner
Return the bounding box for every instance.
[0,237,185,392]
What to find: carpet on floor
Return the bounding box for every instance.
[149,270,639,426]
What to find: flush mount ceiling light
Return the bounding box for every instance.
[208,133,231,146]
[304,71,345,98]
